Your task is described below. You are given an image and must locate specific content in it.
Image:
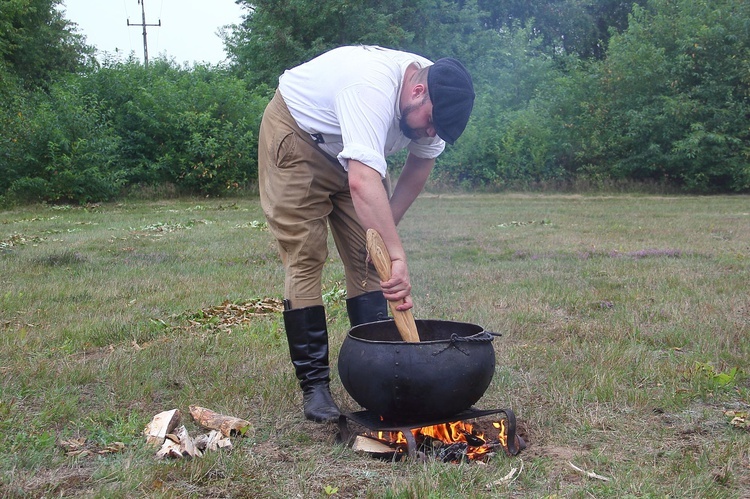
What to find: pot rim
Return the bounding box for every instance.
[346,318,492,345]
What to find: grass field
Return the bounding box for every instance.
[1,193,749,497]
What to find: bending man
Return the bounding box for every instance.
[258,45,475,422]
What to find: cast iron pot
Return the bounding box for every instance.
[337,318,497,423]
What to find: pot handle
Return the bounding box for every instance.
[450,331,499,342]
[434,331,496,356]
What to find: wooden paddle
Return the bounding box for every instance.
[366,229,420,342]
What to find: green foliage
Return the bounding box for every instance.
[566,0,750,192]
[1,76,123,204]
[0,0,91,89]
[78,58,269,195]
[475,0,648,59]
[690,362,743,396]
[2,56,271,204]
[435,24,567,188]
[226,0,420,86]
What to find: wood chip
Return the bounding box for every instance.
[194,430,230,452]
[98,442,125,455]
[217,436,233,449]
[486,460,524,489]
[60,438,124,457]
[60,438,91,457]
[190,298,284,331]
[568,461,611,481]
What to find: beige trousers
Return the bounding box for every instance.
[258,90,386,309]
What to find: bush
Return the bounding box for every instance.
[1,57,272,204]
[78,58,270,195]
[3,78,124,204]
[567,0,750,192]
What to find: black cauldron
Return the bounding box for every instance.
[337,319,497,422]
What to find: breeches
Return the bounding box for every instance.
[258,90,385,308]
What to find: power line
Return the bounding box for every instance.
[127,0,161,66]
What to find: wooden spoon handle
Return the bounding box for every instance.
[366,229,420,342]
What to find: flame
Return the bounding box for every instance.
[367,419,508,461]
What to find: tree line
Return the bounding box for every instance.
[1,0,748,205]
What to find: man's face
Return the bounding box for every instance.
[400,96,437,140]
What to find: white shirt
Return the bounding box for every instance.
[278,45,446,178]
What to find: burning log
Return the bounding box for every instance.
[436,441,470,463]
[461,429,486,447]
[143,409,181,445]
[351,416,519,462]
[189,405,251,437]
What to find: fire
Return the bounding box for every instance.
[368,419,509,461]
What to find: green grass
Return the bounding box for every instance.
[1,193,749,497]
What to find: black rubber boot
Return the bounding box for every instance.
[283,304,340,423]
[346,290,389,327]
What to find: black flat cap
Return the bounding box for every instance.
[427,58,475,144]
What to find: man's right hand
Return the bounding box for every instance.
[380,258,413,310]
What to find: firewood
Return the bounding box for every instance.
[195,429,232,452]
[143,409,181,445]
[172,425,202,458]
[352,435,398,454]
[155,438,182,459]
[189,405,251,437]
[194,430,215,451]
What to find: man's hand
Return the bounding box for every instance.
[380,258,413,310]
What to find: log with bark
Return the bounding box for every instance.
[189,405,251,437]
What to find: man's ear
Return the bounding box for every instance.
[411,83,428,100]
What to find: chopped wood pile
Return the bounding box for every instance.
[143,405,252,459]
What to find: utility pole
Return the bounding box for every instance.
[127,0,161,67]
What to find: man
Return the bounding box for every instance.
[258,45,475,422]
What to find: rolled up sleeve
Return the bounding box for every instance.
[337,144,388,177]
[334,85,392,178]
